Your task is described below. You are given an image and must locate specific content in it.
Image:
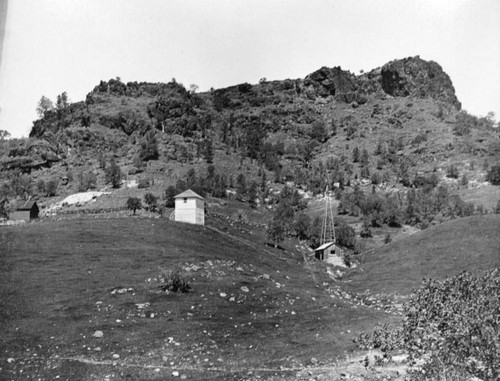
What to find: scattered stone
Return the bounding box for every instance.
[262,274,270,280]
[172,371,180,377]
[236,267,244,272]
[220,292,227,298]
[310,357,318,365]
[92,330,104,338]
[7,358,14,363]
[112,354,120,359]
[240,286,249,293]
[94,347,101,351]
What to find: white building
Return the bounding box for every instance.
[174,189,205,225]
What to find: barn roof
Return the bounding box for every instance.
[17,200,38,211]
[314,242,335,251]
[174,189,204,200]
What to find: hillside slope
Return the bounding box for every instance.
[344,214,500,295]
[0,216,389,380]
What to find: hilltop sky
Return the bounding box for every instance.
[0,0,499,138]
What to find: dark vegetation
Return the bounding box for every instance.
[356,269,499,381]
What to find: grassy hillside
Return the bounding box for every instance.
[0,217,390,380]
[344,214,500,295]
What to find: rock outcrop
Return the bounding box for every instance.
[377,56,461,109]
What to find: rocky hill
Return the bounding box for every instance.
[1,55,499,233]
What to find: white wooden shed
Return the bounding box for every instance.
[174,189,204,225]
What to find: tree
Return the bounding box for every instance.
[352,146,360,163]
[247,182,258,209]
[0,130,10,141]
[294,213,311,240]
[56,91,69,110]
[36,96,54,118]
[138,129,159,162]
[360,148,369,166]
[236,173,247,200]
[201,138,214,163]
[126,197,142,215]
[446,164,459,179]
[106,158,122,188]
[267,219,285,248]
[165,186,177,207]
[45,178,58,197]
[335,218,356,249]
[144,193,158,212]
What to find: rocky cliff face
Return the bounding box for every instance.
[377,56,461,109]
[301,56,461,109]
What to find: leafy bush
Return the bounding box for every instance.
[335,218,356,249]
[144,193,158,212]
[356,270,500,381]
[138,177,151,189]
[157,265,191,293]
[77,170,97,192]
[486,165,500,185]
[446,164,459,179]
[45,178,58,197]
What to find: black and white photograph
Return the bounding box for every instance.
[0,1,499,380]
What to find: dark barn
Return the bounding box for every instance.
[10,201,39,222]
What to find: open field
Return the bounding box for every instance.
[0,216,390,380]
[344,214,500,295]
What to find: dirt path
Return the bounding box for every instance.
[54,354,407,380]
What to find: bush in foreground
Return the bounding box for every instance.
[355,269,499,381]
[157,265,191,293]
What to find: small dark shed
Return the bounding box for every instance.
[10,200,39,222]
[314,242,336,261]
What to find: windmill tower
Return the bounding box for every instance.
[314,187,337,261]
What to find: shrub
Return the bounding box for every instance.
[138,177,151,189]
[105,158,122,188]
[446,164,459,179]
[138,129,159,162]
[77,170,97,192]
[310,120,328,142]
[45,178,58,197]
[267,219,285,248]
[144,192,158,212]
[157,265,191,293]
[164,185,177,208]
[335,218,356,249]
[486,165,500,185]
[356,270,500,381]
[37,179,45,195]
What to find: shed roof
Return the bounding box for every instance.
[314,242,335,252]
[174,189,204,200]
[17,200,38,211]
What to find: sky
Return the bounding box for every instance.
[0,0,499,138]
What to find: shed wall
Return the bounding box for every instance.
[10,211,30,222]
[174,198,204,225]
